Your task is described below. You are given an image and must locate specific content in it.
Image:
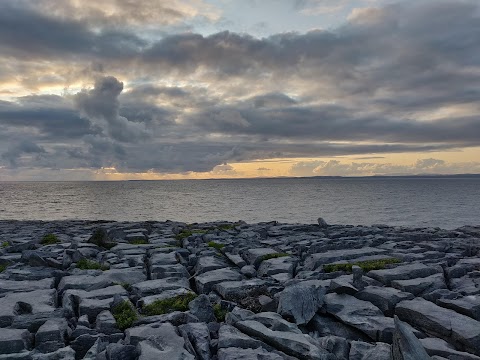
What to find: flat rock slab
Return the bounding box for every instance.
[355,286,414,317]
[235,318,336,359]
[217,347,284,360]
[194,256,230,276]
[0,329,32,354]
[149,252,178,266]
[0,289,57,328]
[127,323,194,360]
[214,279,267,301]
[437,295,480,321]
[391,273,447,297]
[257,256,295,277]
[304,247,387,271]
[0,279,55,296]
[243,248,278,268]
[132,277,190,297]
[218,324,265,350]
[324,293,394,343]
[396,297,480,356]
[195,268,242,294]
[420,337,480,360]
[349,341,391,360]
[368,263,442,286]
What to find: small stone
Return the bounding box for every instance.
[188,294,216,323]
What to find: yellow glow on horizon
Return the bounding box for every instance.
[91,146,480,180]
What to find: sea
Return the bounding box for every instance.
[0,177,479,229]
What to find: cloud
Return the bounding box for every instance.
[33,0,221,28]
[74,76,148,143]
[1,0,480,178]
[2,140,46,167]
[290,158,480,177]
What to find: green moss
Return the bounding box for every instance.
[129,238,149,245]
[142,293,197,316]
[0,264,7,273]
[1,241,9,248]
[217,224,237,231]
[261,253,289,261]
[40,234,60,245]
[175,229,207,241]
[88,228,117,249]
[323,258,401,273]
[213,304,228,322]
[112,300,138,331]
[207,241,225,250]
[77,258,109,271]
[115,282,133,292]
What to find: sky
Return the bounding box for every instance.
[1,0,480,180]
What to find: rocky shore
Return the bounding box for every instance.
[0,219,479,360]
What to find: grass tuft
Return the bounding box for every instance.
[77,258,109,271]
[115,282,133,292]
[213,304,228,322]
[142,293,197,316]
[323,258,401,273]
[0,264,7,273]
[207,241,225,250]
[112,300,138,331]
[40,234,60,245]
[217,224,237,231]
[261,253,289,261]
[1,241,9,248]
[129,238,149,245]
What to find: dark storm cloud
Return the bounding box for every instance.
[74,76,148,143]
[187,103,480,145]
[0,95,97,139]
[0,2,146,61]
[2,140,46,166]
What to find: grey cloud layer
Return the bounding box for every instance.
[0,0,479,176]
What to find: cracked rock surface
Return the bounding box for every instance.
[0,219,479,359]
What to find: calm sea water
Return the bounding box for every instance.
[0,177,478,229]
